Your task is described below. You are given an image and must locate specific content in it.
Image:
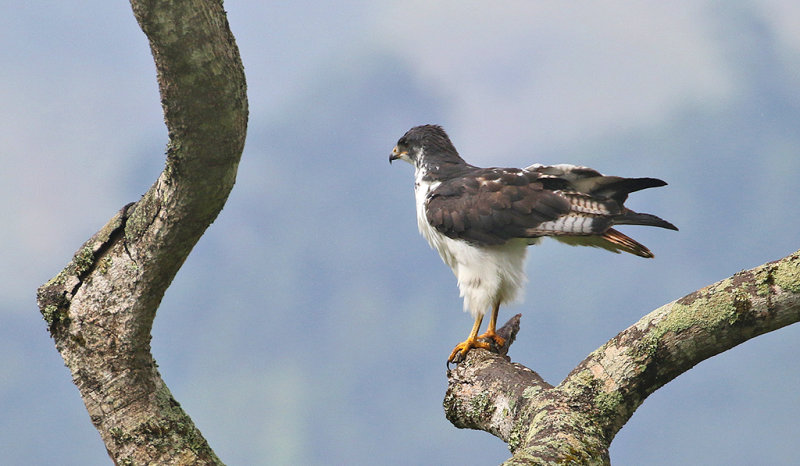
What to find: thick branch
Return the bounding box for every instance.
[36,1,247,464]
[444,250,800,464]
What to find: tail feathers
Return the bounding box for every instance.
[551,228,654,257]
[615,210,678,231]
[602,228,654,258]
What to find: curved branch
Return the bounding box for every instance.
[444,250,800,464]
[36,1,247,464]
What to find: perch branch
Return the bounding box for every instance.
[445,250,800,464]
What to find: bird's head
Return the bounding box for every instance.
[389,124,464,169]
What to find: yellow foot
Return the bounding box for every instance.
[447,338,491,365]
[477,329,506,348]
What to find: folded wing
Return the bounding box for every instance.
[425,164,677,257]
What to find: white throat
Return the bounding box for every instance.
[413,166,441,248]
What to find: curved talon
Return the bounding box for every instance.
[477,330,506,349]
[447,338,491,364]
[447,304,510,366]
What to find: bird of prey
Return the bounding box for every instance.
[389,124,677,364]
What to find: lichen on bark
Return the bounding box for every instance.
[444,249,800,464]
[36,0,247,464]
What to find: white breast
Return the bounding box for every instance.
[413,168,528,318]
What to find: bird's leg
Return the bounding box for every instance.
[476,302,506,348]
[447,313,491,364]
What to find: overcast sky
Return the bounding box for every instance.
[3,2,800,465]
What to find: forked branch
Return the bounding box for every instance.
[36,0,247,464]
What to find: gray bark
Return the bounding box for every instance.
[445,250,800,464]
[36,0,246,464]
[34,1,800,464]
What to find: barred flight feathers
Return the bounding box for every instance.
[425,165,676,250]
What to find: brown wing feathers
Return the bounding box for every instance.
[426,166,676,255]
[426,169,571,245]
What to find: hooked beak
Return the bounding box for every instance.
[389,145,405,164]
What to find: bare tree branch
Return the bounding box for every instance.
[36,1,246,464]
[445,250,800,464]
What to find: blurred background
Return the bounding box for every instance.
[2,1,799,464]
